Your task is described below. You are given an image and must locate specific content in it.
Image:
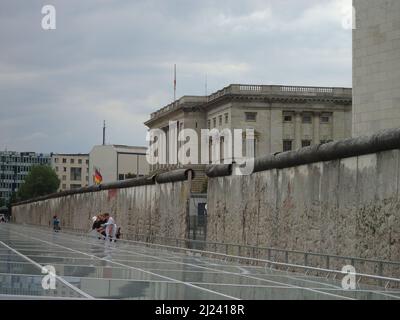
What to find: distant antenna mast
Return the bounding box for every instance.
[102,120,106,145]
[174,64,177,102]
[205,74,208,96]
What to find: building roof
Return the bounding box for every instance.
[145,84,353,126]
[0,151,51,157]
[90,145,147,154]
[51,153,89,157]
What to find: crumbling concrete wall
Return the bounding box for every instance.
[12,181,190,239]
[207,150,400,266]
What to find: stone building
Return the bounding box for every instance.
[353,0,400,136]
[145,84,352,192]
[51,153,90,191]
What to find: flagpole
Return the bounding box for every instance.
[205,74,208,97]
[174,64,176,102]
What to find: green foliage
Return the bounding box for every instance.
[8,193,17,207]
[17,165,60,201]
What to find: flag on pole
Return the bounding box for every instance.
[93,168,103,185]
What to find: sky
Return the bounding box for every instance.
[0,0,353,154]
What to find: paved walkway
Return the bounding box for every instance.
[0,223,399,300]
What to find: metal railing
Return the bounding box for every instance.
[149,85,352,120]
[120,234,400,287]
[9,223,400,289]
[207,84,351,103]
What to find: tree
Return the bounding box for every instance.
[17,165,60,201]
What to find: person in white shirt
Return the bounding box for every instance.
[102,213,117,242]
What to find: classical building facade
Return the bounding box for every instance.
[353,0,400,136]
[89,145,149,185]
[0,151,51,203]
[51,153,90,191]
[145,84,352,191]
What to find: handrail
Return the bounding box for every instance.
[124,233,400,266]
[13,223,400,286]
[29,225,400,288]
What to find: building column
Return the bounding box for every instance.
[294,111,302,150]
[313,112,320,145]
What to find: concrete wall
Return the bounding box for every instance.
[353,0,400,136]
[207,150,400,265]
[12,181,190,239]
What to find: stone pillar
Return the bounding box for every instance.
[353,0,400,136]
[294,112,302,150]
[313,112,320,145]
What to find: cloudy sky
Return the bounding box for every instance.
[0,0,352,154]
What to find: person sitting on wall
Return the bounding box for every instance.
[116,227,121,240]
[92,214,106,239]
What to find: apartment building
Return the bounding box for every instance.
[51,154,89,191]
[0,151,51,203]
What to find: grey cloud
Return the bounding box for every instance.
[0,0,352,153]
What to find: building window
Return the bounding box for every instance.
[118,174,124,181]
[283,140,293,152]
[245,112,257,122]
[71,159,74,164]
[302,140,312,147]
[218,115,222,126]
[213,118,216,128]
[86,160,89,165]
[302,114,312,124]
[62,158,67,163]
[207,120,211,129]
[321,114,331,123]
[62,184,66,189]
[78,159,82,164]
[54,158,58,163]
[55,167,59,172]
[225,113,229,124]
[63,167,67,172]
[283,112,293,122]
[70,167,82,181]
[62,175,66,181]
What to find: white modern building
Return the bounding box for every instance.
[89,145,149,185]
[51,154,90,191]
